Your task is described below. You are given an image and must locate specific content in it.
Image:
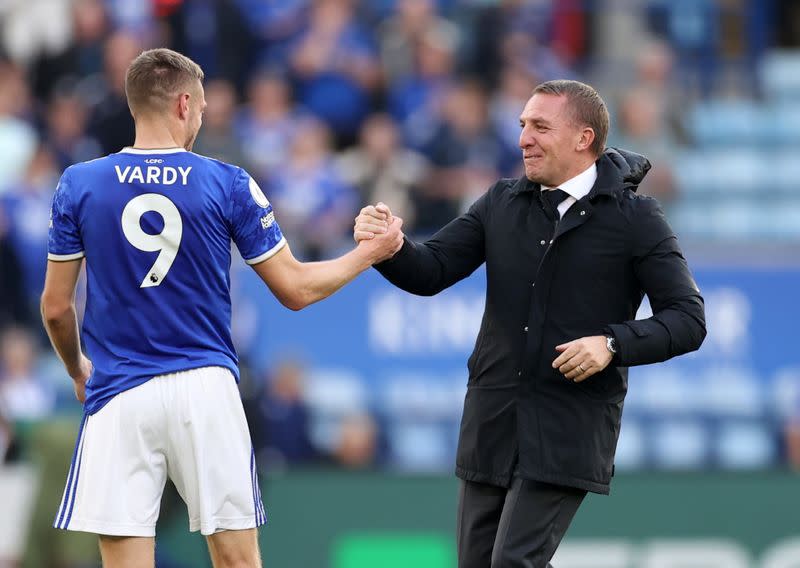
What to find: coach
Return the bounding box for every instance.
[354,80,706,567]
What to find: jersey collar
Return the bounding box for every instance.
[119,147,187,155]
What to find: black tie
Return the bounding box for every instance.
[542,189,570,221]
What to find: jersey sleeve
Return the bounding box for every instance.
[228,169,286,264]
[48,170,85,261]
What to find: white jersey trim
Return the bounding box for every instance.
[244,237,287,265]
[119,147,187,155]
[48,251,86,261]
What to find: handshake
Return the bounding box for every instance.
[352,202,405,264]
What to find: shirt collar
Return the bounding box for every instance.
[541,163,598,201]
[119,147,187,155]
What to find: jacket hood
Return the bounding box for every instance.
[595,147,651,194]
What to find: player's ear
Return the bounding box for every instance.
[178,92,191,120]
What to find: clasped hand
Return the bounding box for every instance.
[353,202,404,262]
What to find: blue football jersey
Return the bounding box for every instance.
[48,148,286,414]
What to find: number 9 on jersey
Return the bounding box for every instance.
[121,194,183,288]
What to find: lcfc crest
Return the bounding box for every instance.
[249,177,270,208]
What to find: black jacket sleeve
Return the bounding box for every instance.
[607,196,707,366]
[374,188,489,296]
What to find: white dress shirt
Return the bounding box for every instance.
[541,163,598,218]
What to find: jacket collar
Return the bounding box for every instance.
[509,147,651,199]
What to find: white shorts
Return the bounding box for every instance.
[53,366,266,537]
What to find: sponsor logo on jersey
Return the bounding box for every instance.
[260,212,275,229]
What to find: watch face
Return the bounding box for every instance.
[607,336,617,353]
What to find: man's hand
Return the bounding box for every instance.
[354,202,394,242]
[357,215,404,264]
[68,354,92,403]
[552,335,613,383]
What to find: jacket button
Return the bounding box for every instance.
[549,239,553,244]
[580,210,586,215]
[540,240,546,245]
[524,326,528,332]
[517,371,522,376]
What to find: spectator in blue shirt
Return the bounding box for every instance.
[267,117,358,260]
[233,0,309,69]
[289,0,381,146]
[379,0,460,84]
[415,79,509,232]
[0,146,59,317]
[243,358,318,471]
[234,72,310,186]
[44,90,102,172]
[193,78,250,169]
[388,25,458,150]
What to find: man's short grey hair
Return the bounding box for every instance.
[532,79,610,156]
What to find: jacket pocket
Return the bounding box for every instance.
[573,368,625,404]
[466,336,483,375]
[466,321,491,383]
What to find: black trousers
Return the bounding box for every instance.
[456,476,587,568]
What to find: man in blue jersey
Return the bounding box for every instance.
[40,48,403,568]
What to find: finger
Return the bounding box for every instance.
[564,360,590,380]
[558,347,586,374]
[368,205,388,221]
[359,206,387,221]
[354,231,376,242]
[552,344,579,368]
[572,365,598,383]
[356,213,389,228]
[559,357,584,375]
[356,222,388,234]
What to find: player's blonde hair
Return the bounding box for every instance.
[125,48,204,116]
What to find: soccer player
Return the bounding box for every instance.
[41,48,402,568]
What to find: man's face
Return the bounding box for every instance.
[518,93,585,187]
[184,81,206,151]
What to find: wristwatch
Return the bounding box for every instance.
[605,335,617,355]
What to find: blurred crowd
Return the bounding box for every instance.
[1,0,800,485]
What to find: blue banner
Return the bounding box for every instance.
[238,264,800,385]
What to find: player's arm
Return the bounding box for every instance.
[41,259,92,402]
[251,219,404,311]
